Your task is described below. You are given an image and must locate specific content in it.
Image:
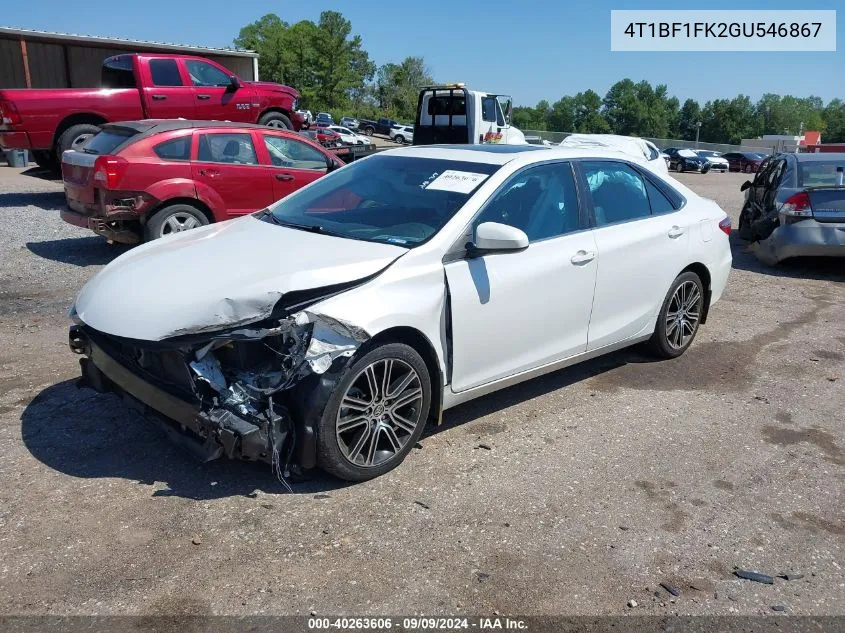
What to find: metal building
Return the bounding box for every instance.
[0,27,258,89]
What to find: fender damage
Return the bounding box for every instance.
[69,302,370,475]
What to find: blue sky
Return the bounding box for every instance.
[4,0,841,106]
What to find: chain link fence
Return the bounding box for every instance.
[523,130,763,153]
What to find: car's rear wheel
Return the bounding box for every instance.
[31,150,58,172]
[317,343,431,481]
[738,204,753,240]
[259,112,293,129]
[144,203,209,241]
[676,161,684,173]
[57,123,101,157]
[648,272,704,359]
[395,135,405,144]
[363,126,375,136]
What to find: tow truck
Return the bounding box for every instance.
[413,84,527,146]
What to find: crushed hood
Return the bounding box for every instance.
[74,216,406,341]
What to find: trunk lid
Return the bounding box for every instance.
[807,187,845,223]
[61,150,99,208]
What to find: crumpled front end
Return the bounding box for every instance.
[69,310,369,474]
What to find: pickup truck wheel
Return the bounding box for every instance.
[363,126,375,136]
[259,112,293,129]
[57,124,101,157]
[144,204,209,241]
[31,150,58,172]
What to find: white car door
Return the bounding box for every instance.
[444,161,598,392]
[577,160,691,350]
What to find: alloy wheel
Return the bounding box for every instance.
[335,358,423,468]
[665,281,702,349]
[160,212,201,236]
[266,119,289,129]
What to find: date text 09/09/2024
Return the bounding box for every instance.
[308,617,529,630]
[623,22,823,39]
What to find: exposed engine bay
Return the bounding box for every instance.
[69,310,369,480]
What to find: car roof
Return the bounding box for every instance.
[789,152,845,162]
[379,144,652,166]
[103,120,267,135]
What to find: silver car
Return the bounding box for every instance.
[738,152,845,264]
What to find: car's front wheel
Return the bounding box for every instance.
[648,271,704,359]
[317,343,431,481]
[395,135,405,144]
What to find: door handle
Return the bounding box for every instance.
[668,225,686,239]
[570,250,596,265]
[275,173,294,182]
[198,168,220,178]
[151,95,167,101]
[196,94,211,100]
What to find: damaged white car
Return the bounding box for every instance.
[69,145,732,482]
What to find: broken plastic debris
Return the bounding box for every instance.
[778,573,804,581]
[734,569,774,584]
[475,571,490,582]
[660,583,681,597]
[414,500,431,509]
[772,605,787,612]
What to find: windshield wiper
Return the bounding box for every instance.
[275,220,332,234]
[254,207,281,225]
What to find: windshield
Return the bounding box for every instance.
[266,155,500,246]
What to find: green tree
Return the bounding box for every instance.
[234,14,288,83]
[602,79,646,135]
[678,99,701,140]
[822,99,845,143]
[700,95,758,144]
[572,90,609,133]
[311,11,374,111]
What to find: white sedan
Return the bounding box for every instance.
[68,145,733,482]
[328,125,369,145]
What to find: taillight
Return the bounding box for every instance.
[0,100,22,126]
[93,155,128,189]
[781,191,813,217]
[718,216,732,235]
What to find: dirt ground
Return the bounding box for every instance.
[0,165,843,617]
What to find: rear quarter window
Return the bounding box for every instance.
[154,136,191,161]
[101,56,136,89]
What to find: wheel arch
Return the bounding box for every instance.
[257,107,292,124]
[679,262,712,324]
[366,326,444,426]
[54,113,108,146]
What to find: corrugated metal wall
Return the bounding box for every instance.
[0,34,257,89]
[0,37,27,87]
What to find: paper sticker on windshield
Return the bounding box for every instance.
[425,170,489,194]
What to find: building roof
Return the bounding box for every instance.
[0,26,257,58]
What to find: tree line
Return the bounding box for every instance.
[512,81,845,144]
[235,13,845,143]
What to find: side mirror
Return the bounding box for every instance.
[740,180,752,192]
[227,75,240,92]
[467,222,528,257]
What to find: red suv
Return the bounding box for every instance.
[61,120,344,243]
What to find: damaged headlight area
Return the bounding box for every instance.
[70,311,369,475]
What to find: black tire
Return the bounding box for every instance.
[258,112,293,130]
[744,164,751,173]
[676,162,684,173]
[31,150,58,172]
[737,205,753,240]
[395,135,405,144]
[317,343,431,482]
[647,271,705,359]
[363,126,375,136]
[143,203,209,241]
[57,123,101,157]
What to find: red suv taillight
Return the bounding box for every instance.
[718,216,732,235]
[782,191,813,217]
[93,155,128,190]
[0,100,22,126]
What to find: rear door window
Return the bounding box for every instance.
[197,133,258,165]
[153,136,191,161]
[580,161,652,226]
[149,59,183,87]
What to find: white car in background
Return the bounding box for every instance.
[328,125,369,145]
[391,125,414,144]
[694,150,729,172]
[560,134,669,175]
[68,144,732,482]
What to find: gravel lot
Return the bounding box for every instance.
[0,165,843,617]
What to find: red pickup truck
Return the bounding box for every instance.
[0,53,305,170]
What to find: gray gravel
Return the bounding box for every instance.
[0,166,844,616]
